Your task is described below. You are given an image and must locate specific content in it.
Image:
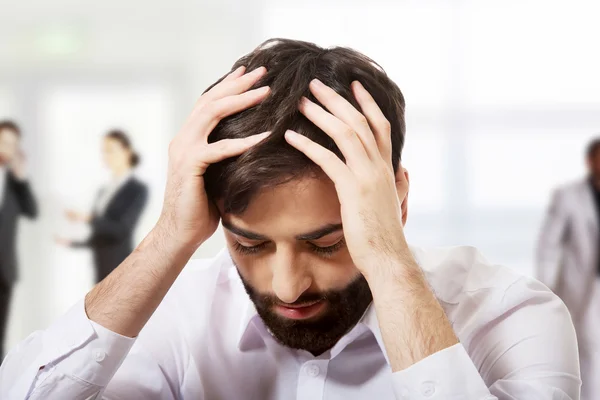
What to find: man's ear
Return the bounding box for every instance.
[396,167,409,226]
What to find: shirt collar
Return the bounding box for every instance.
[0,165,7,187]
[112,171,133,186]
[588,175,600,195]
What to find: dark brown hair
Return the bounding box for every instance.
[0,120,21,137]
[204,38,406,214]
[106,130,140,167]
[587,136,600,159]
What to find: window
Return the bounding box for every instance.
[259,0,600,276]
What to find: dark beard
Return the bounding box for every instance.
[238,272,373,356]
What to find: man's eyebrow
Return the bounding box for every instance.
[296,223,343,241]
[222,221,343,242]
[222,220,268,241]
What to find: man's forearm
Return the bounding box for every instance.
[85,226,197,338]
[368,252,459,372]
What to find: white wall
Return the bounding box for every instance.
[259,0,600,272]
[1,0,263,350]
[1,0,600,350]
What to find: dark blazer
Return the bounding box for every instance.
[73,177,148,282]
[0,172,38,284]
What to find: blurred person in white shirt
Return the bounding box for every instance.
[537,136,600,400]
[0,120,37,363]
[1,39,580,399]
[56,130,148,283]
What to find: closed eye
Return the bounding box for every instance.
[232,238,346,257]
[308,238,346,257]
[233,241,268,255]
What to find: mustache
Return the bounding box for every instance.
[255,291,328,308]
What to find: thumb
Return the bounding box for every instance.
[395,167,409,225]
[395,167,409,195]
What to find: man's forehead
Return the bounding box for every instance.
[228,176,339,219]
[222,217,343,241]
[0,129,19,142]
[251,176,338,206]
[219,179,341,241]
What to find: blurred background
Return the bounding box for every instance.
[1,0,600,352]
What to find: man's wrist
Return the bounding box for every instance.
[366,254,459,372]
[362,249,422,289]
[144,223,200,269]
[85,224,200,337]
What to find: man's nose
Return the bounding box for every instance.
[270,249,312,304]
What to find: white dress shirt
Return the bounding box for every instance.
[0,165,7,209]
[94,172,132,216]
[0,246,581,399]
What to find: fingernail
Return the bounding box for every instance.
[257,86,270,94]
[310,78,324,88]
[250,131,270,140]
[252,66,267,75]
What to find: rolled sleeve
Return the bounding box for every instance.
[1,299,136,399]
[391,344,494,400]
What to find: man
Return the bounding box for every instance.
[0,40,580,399]
[536,137,600,400]
[0,120,37,362]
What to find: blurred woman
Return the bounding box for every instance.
[57,130,148,283]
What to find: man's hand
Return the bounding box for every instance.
[55,236,73,246]
[284,79,408,279]
[65,210,92,223]
[10,149,28,181]
[285,79,458,371]
[85,65,271,338]
[156,65,271,252]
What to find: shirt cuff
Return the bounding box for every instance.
[391,344,493,399]
[42,299,136,387]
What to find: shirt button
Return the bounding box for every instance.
[93,349,106,363]
[305,364,320,377]
[400,387,410,399]
[421,381,436,397]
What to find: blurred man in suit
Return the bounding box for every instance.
[536,136,600,399]
[0,120,38,362]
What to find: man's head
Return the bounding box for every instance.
[204,39,406,355]
[587,137,600,179]
[0,120,21,166]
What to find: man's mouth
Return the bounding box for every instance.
[274,300,326,320]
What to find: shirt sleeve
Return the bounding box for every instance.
[0,299,136,399]
[391,275,581,400]
[11,177,38,218]
[391,344,495,399]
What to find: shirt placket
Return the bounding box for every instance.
[296,359,329,400]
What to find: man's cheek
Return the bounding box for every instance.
[234,259,271,289]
